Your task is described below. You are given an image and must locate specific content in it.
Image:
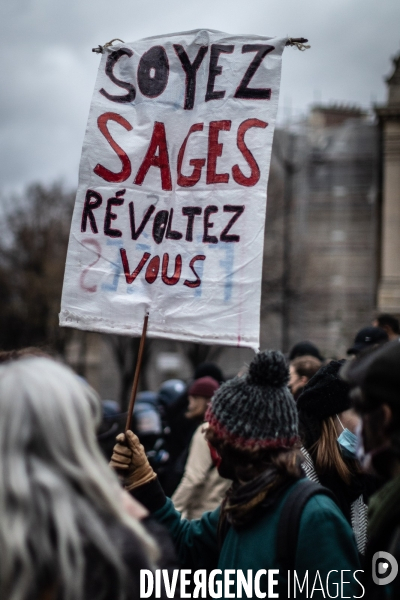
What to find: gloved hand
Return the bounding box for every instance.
[110,430,156,490]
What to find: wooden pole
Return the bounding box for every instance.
[125,313,149,432]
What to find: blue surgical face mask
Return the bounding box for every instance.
[336,415,358,459]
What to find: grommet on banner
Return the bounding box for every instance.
[92,36,309,53]
[286,38,310,51]
[92,38,125,54]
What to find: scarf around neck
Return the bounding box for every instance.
[218,466,298,541]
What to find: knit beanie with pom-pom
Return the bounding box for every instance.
[205,350,299,450]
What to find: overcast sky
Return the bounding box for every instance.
[1,0,399,194]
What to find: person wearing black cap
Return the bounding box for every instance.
[347,326,389,356]
[111,350,360,597]
[297,360,378,555]
[347,341,400,599]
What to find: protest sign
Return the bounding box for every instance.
[60,29,286,350]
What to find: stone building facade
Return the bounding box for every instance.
[260,50,400,358]
[261,107,379,357]
[376,55,400,314]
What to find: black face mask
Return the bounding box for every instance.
[216,451,237,481]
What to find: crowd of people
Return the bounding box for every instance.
[0,313,399,598]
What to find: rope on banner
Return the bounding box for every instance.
[92,39,125,54]
[286,38,310,51]
[92,37,310,54]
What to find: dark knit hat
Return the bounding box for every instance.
[194,362,224,383]
[205,350,298,450]
[297,360,351,420]
[188,376,219,399]
[289,341,324,362]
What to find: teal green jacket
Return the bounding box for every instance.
[150,479,362,599]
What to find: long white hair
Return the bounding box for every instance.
[0,357,156,600]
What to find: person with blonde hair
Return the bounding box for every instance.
[0,356,157,600]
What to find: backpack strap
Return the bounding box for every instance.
[276,479,338,572]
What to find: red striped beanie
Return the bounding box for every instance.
[205,350,299,451]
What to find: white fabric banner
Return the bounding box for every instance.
[60,29,286,350]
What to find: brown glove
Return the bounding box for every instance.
[110,430,156,490]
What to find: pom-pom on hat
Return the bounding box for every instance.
[205,350,299,451]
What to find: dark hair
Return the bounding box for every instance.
[194,362,224,383]
[291,355,322,380]
[376,314,400,334]
[289,341,324,362]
